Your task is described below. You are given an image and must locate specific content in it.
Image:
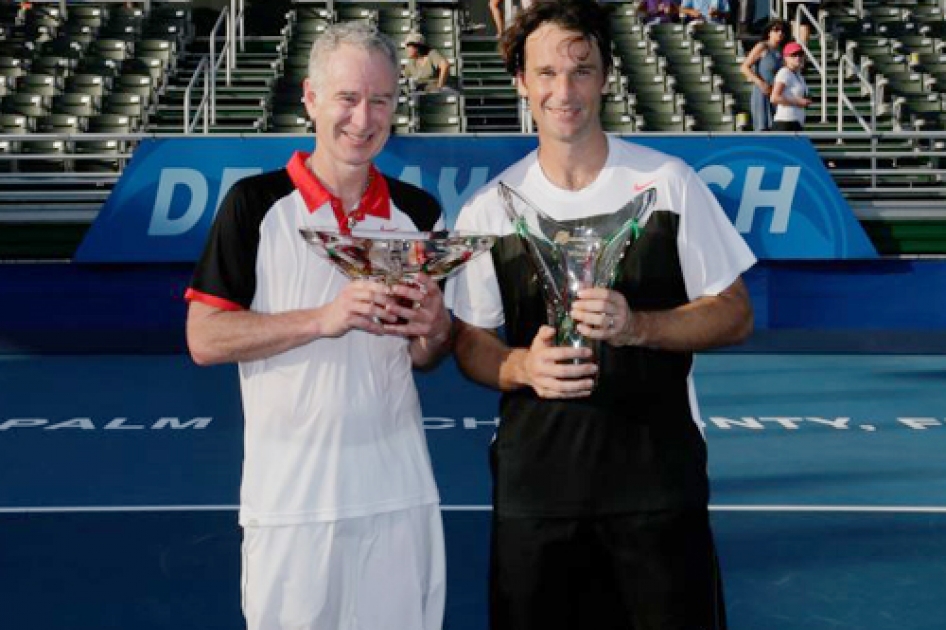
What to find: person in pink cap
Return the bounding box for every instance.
[771,41,812,131]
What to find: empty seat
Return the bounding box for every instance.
[0,57,27,87]
[0,112,31,133]
[52,93,98,118]
[65,73,109,104]
[88,113,134,134]
[16,73,63,102]
[35,113,83,134]
[102,92,147,126]
[18,138,70,172]
[69,5,108,31]
[0,137,16,172]
[113,73,155,106]
[73,138,124,173]
[2,93,48,117]
[77,58,122,82]
[30,53,78,79]
[62,23,97,48]
[88,39,132,62]
[268,113,311,133]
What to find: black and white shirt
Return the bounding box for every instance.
[188,151,444,526]
[448,136,756,517]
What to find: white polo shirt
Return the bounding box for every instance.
[188,152,444,526]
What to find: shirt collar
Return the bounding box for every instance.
[286,151,391,231]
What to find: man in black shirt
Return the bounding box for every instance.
[447,2,756,629]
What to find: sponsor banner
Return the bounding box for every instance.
[74,135,877,263]
[2,354,945,509]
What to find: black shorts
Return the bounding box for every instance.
[490,509,727,630]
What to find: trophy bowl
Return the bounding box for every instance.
[299,227,496,286]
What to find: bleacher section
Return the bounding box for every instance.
[0,0,945,257]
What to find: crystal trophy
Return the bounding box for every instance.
[498,181,655,363]
[299,227,496,295]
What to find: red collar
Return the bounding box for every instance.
[287,151,391,232]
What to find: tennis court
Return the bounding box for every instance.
[2,348,945,630]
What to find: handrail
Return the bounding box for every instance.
[184,56,210,134]
[837,55,877,187]
[233,0,246,58]
[796,3,828,123]
[519,96,533,134]
[209,6,233,126]
[836,56,875,134]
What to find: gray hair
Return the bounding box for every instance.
[307,21,399,93]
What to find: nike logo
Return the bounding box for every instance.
[633,179,656,192]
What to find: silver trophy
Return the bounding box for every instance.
[498,182,655,363]
[299,227,496,294]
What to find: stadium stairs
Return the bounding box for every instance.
[1,0,945,259]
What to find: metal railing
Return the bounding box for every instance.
[183,56,210,133]
[1,130,944,226]
[208,4,233,126]
[193,0,246,129]
[835,55,878,187]
[837,55,876,130]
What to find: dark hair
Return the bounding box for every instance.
[499,0,614,77]
[760,19,788,41]
[408,41,431,55]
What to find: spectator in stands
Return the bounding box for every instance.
[447,2,756,630]
[790,1,820,45]
[489,0,535,37]
[637,0,679,26]
[740,19,787,131]
[185,21,450,630]
[489,0,505,36]
[771,40,811,131]
[402,32,454,93]
[729,0,754,36]
[679,0,730,24]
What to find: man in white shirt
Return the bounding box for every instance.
[185,21,451,630]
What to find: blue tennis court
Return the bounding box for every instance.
[2,350,945,630]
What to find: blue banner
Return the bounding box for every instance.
[74,135,877,263]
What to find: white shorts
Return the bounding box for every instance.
[241,504,446,630]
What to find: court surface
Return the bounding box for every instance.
[1,352,945,630]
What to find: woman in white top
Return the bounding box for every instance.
[770,41,811,131]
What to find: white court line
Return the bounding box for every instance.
[2,504,946,514]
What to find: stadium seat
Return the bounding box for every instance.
[87,113,134,135]
[52,93,98,119]
[2,93,48,118]
[267,113,311,133]
[102,92,148,128]
[0,112,31,134]
[18,138,70,173]
[73,138,124,173]
[35,113,83,134]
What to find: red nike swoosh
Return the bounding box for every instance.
[633,179,656,192]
